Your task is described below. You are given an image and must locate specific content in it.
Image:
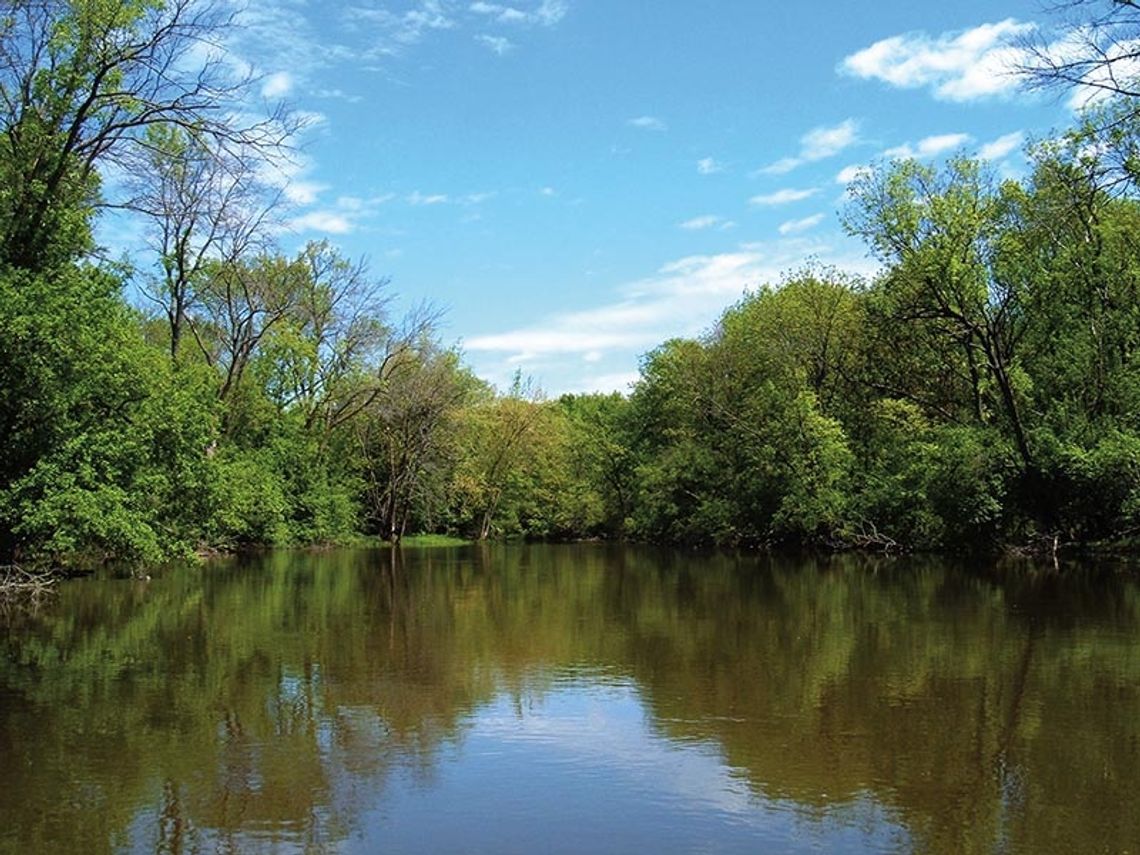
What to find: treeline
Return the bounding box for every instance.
[6,3,1140,566]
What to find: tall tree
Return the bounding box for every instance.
[357,347,479,541]
[844,157,1034,471]
[125,125,277,361]
[0,0,291,271]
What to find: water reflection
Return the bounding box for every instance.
[1,546,1138,853]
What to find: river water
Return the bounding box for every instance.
[1,545,1138,854]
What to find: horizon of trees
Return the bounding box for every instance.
[5,2,1140,568]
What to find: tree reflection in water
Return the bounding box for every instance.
[1,545,1138,853]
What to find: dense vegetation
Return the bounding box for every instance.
[5,1,1140,567]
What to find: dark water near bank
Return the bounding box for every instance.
[2,545,1139,854]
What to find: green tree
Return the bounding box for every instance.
[844,157,1035,472]
[0,0,290,271]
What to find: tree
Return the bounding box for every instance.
[194,251,307,409]
[0,0,292,271]
[356,347,479,542]
[1017,1,1140,105]
[559,393,635,535]
[125,125,277,361]
[451,375,547,540]
[715,268,865,415]
[844,157,1035,472]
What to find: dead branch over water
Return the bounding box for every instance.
[0,564,57,594]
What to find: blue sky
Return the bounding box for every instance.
[173,0,1093,393]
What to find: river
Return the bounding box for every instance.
[2,544,1138,853]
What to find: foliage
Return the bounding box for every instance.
[8,2,1140,561]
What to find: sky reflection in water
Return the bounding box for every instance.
[2,544,1138,854]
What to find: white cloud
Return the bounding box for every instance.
[341,0,566,59]
[801,119,861,160]
[679,215,720,231]
[628,115,667,132]
[1064,37,1140,109]
[407,191,450,205]
[230,5,336,83]
[283,179,328,206]
[978,131,1025,161]
[257,151,329,207]
[840,19,1034,101]
[466,252,765,362]
[749,188,819,206]
[539,186,557,197]
[476,34,514,54]
[884,132,972,160]
[260,70,294,99]
[402,190,495,206]
[697,157,725,175]
[757,119,860,175]
[279,190,395,236]
[288,210,355,234]
[759,157,802,176]
[469,1,568,26]
[565,371,641,394]
[835,164,871,185]
[465,237,877,377]
[343,1,457,56]
[678,215,735,231]
[336,193,397,211]
[778,214,825,235]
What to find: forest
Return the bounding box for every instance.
[5,1,1140,568]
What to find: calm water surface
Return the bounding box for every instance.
[2,545,1139,854]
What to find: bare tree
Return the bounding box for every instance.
[0,0,295,270]
[1017,1,1140,103]
[262,242,440,433]
[124,126,279,360]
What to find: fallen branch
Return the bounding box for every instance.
[830,520,903,553]
[0,564,58,594]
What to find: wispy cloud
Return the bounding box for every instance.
[405,189,495,206]
[839,19,1033,101]
[778,214,825,235]
[469,1,569,26]
[466,251,768,362]
[257,151,328,207]
[465,237,878,376]
[678,215,735,231]
[284,192,397,235]
[757,119,860,175]
[344,1,457,52]
[749,188,819,206]
[476,34,514,54]
[231,4,348,83]
[628,115,667,132]
[408,191,450,205]
[835,164,871,185]
[287,210,355,234]
[1064,37,1140,109]
[978,130,1025,161]
[341,0,568,59]
[884,132,972,159]
[697,157,725,175]
[260,70,294,99]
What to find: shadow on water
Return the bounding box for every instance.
[1,545,1138,853]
